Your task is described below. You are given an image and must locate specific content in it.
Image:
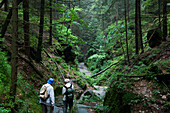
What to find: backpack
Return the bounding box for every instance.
[64,84,73,101]
[39,85,49,100]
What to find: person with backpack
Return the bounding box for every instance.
[39,78,55,113]
[62,78,74,113]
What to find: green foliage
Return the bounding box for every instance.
[0,50,12,112]
[104,85,131,113]
[16,74,41,113]
[94,105,110,113]
[159,59,170,72]
[0,107,10,113]
[87,53,106,72]
[0,50,11,96]
[0,50,11,83]
[123,92,142,105]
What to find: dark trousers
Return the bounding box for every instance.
[41,104,53,113]
[63,101,73,113]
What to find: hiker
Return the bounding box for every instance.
[40,78,55,113]
[62,79,74,113]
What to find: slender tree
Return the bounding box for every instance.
[135,0,139,54]
[36,0,45,62]
[49,0,52,45]
[163,0,167,41]
[23,0,30,56]
[158,0,161,29]
[127,0,130,22]
[10,0,18,112]
[4,0,8,11]
[124,0,130,64]
[116,2,119,26]
[138,0,143,53]
[0,0,23,39]
[135,0,143,54]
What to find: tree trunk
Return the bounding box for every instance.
[4,0,8,11]
[0,0,23,39]
[163,0,167,41]
[135,0,143,54]
[49,0,52,45]
[124,0,130,64]
[135,0,139,54]
[10,0,18,112]
[158,0,161,29]
[138,0,144,53]
[116,2,119,26]
[36,0,45,62]
[127,0,129,22]
[23,0,30,56]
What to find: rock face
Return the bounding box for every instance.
[147,28,163,48]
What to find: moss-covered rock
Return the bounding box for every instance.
[104,86,139,113]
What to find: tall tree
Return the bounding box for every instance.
[116,2,119,26]
[127,0,130,22]
[49,0,52,45]
[158,0,161,29]
[163,0,167,41]
[0,0,23,39]
[10,0,18,112]
[135,0,139,54]
[138,0,143,53]
[124,0,130,64]
[135,0,143,54]
[36,0,45,62]
[23,0,30,56]
[4,0,8,11]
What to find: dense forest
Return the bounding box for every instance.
[0,0,169,113]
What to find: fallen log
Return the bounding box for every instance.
[91,61,120,78]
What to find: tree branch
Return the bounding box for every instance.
[1,0,23,39]
[0,0,6,8]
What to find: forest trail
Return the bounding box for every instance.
[77,62,107,113]
[78,62,91,76]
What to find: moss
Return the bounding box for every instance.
[104,86,132,113]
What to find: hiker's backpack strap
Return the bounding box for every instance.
[64,84,72,95]
[70,84,72,88]
[64,85,68,95]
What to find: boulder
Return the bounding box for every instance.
[147,28,163,48]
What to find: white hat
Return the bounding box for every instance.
[64,79,70,83]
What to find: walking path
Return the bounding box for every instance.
[54,62,107,113]
[78,62,91,76]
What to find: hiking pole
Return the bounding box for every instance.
[43,48,65,81]
[55,62,65,81]
[51,59,65,82]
